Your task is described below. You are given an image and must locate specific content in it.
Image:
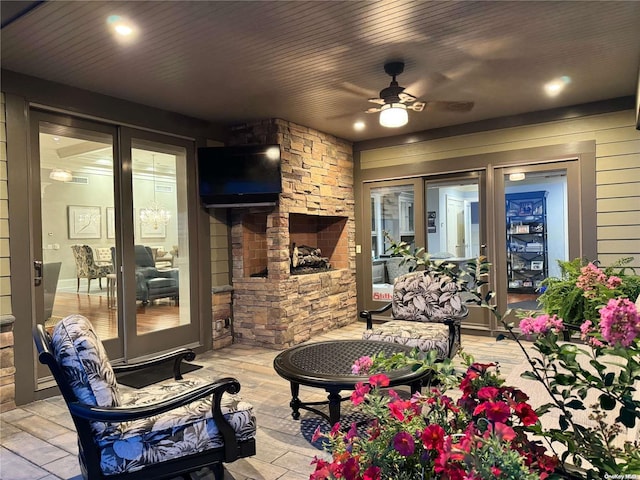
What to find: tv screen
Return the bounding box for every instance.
[198,145,282,207]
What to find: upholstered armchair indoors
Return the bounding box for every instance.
[360,270,468,360]
[134,245,179,305]
[71,245,113,293]
[33,315,257,480]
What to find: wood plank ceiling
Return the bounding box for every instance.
[2,1,640,142]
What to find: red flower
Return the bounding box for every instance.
[474,400,510,423]
[388,399,412,421]
[342,456,361,480]
[351,382,370,406]
[421,424,445,450]
[310,457,330,479]
[477,386,500,400]
[393,431,415,456]
[491,466,502,476]
[363,465,381,480]
[368,373,390,387]
[515,402,538,426]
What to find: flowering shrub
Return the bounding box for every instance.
[537,258,640,332]
[506,261,640,475]
[310,356,557,480]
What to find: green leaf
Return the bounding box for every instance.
[559,415,569,430]
[565,399,585,410]
[604,372,615,386]
[619,406,637,428]
[554,374,575,386]
[599,393,616,410]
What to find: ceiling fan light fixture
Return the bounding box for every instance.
[49,168,73,182]
[379,103,408,128]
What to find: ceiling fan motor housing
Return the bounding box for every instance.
[380,61,406,103]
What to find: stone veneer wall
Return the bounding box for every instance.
[229,119,356,348]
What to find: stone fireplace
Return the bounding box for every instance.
[228,119,356,349]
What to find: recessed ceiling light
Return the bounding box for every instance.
[353,121,365,131]
[544,76,571,97]
[107,15,137,40]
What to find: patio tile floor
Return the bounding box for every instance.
[0,322,529,480]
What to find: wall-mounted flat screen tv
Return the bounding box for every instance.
[198,145,282,208]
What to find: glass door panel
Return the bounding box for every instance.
[425,173,488,330]
[369,183,416,302]
[119,129,199,360]
[38,124,118,339]
[33,114,122,382]
[131,141,190,335]
[494,162,580,330]
[503,169,569,310]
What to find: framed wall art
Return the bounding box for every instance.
[106,207,116,239]
[68,205,101,239]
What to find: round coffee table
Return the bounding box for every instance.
[273,339,430,426]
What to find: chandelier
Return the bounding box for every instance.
[139,155,171,229]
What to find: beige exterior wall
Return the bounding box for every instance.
[360,110,640,267]
[0,93,10,315]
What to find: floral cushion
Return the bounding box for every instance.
[362,320,451,359]
[96,379,257,475]
[391,270,464,321]
[51,315,121,435]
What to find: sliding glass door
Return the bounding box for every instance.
[31,111,201,386]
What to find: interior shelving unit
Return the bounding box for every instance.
[506,191,548,293]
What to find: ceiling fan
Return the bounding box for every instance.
[366,61,474,128]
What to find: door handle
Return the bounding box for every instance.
[34,260,43,286]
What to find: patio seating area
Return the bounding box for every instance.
[0,323,530,480]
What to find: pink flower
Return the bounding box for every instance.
[579,320,593,338]
[351,382,370,406]
[519,314,564,336]
[576,262,607,295]
[352,355,373,375]
[599,298,640,347]
[312,426,322,443]
[607,276,622,289]
[491,421,517,441]
[393,431,415,456]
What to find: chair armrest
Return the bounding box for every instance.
[69,377,245,461]
[359,302,392,329]
[68,377,240,422]
[432,305,469,325]
[112,348,195,380]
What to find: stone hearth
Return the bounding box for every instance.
[229,119,356,349]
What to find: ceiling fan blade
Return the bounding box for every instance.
[407,102,426,112]
[365,107,382,114]
[338,81,378,98]
[368,97,385,105]
[398,92,417,103]
[424,101,475,112]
